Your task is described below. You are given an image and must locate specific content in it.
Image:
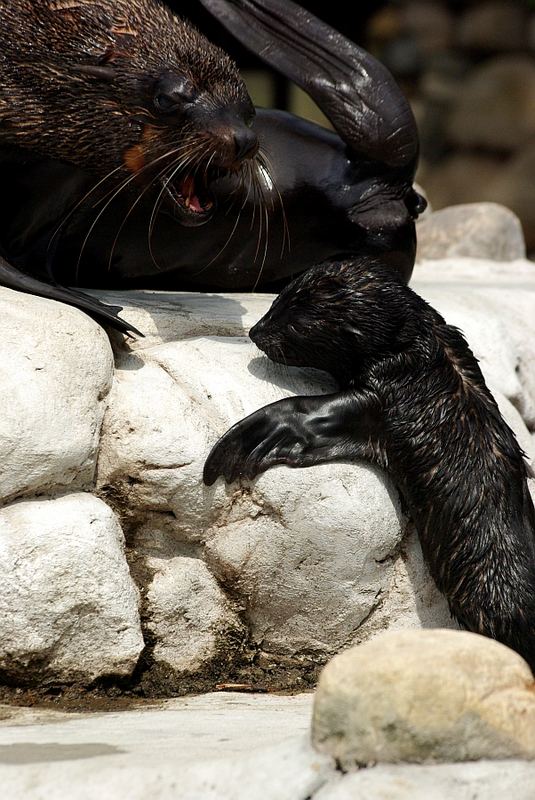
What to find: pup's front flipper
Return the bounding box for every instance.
[0,257,142,337]
[203,390,382,485]
[199,0,418,172]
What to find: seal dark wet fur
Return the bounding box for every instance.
[0,0,424,328]
[204,259,535,670]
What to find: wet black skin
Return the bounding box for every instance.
[204,260,535,670]
[0,0,423,332]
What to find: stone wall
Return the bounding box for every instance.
[366,1,535,250]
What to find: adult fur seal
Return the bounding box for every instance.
[0,0,424,329]
[0,0,257,332]
[204,260,535,670]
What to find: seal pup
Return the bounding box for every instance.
[204,259,535,670]
[1,0,424,315]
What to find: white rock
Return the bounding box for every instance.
[0,494,144,683]
[416,203,526,262]
[0,694,332,800]
[312,629,535,767]
[0,289,114,504]
[355,527,456,640]
[144,555,245,674]
[205,464,404,658]
[315,761,535,800]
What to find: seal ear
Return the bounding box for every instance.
[198,0,419,172]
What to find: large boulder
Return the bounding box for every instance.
[416,203,526,262]
[0,288,114,504]
[312,629,535,767]
[0,494,144,685]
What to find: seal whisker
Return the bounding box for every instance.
[46,163,125,280]
[146,142,208,270]
[76,144,204,280]
[258,149,291,258]
[190,158,255,276]
[107,146,202,272]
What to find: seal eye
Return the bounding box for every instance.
[153,74,196,114]
[154,92,180,114]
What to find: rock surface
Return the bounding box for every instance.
[314,761,535,800]
[0,494,144,684]
[0,289,114,505]
[312,629,535,767]
[143,555,245,683]
[2,693,535,800]
[416,203,526,262]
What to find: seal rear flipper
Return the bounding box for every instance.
[0,257,142,337]
[199,0,418,172]
[203,391,382,485]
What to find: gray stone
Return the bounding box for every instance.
[204,463,405,659]
[144,555,245,675]
[0,288,113,504]
[0,494,144,684]
[448,56,535,151]
[416,203,526,262]
[312,629,535,767]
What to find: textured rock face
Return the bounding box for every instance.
[0,494,144,684]
[144,555,245,681]
[0,288,114,504]
[416,203,526,262]
[312,629,535,767]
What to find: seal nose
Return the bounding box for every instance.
[234,127,258,161]
[249,321,260,344]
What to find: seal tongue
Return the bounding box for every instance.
[181,175,206,213]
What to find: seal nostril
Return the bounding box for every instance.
[234,127,258,161]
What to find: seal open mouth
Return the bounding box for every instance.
[164,172,217,228]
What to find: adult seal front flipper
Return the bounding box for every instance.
[0,257,142,337]
[198,0,419,173]
[203,391,382,485]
